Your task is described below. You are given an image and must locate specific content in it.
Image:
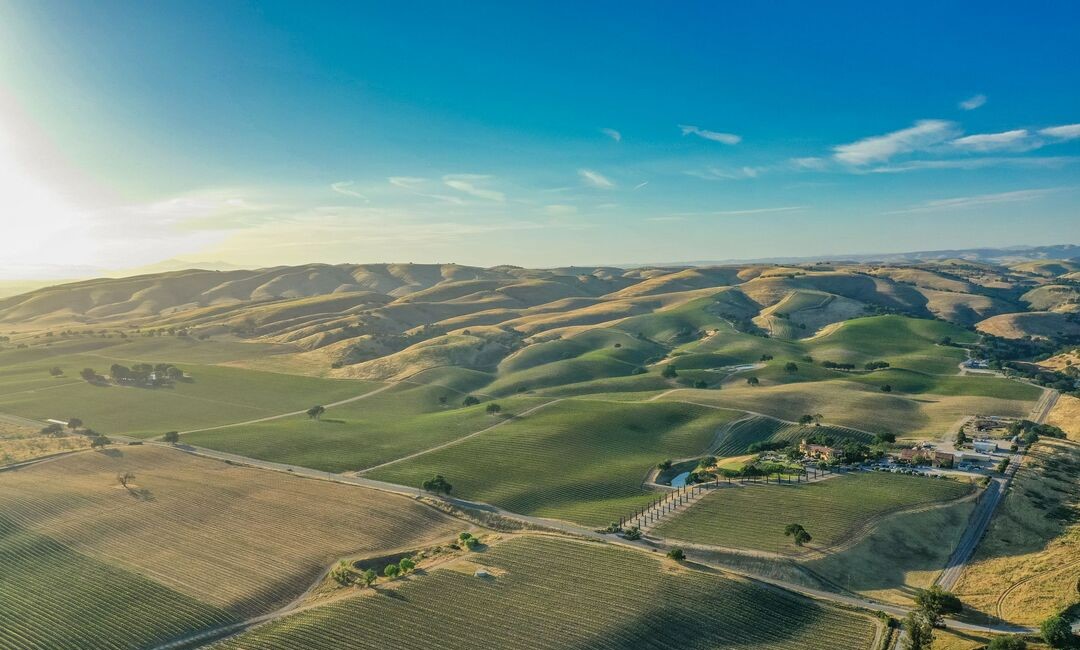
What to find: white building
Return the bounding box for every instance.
[972,440,998,454]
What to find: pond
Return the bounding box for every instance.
[670,471,691,488]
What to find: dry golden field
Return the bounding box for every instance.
[0,445,460,616]
[953,439,1080,625]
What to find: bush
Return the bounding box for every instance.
[1040,614,1072,648]
[988,635,1027,650]
[666,547,685,561]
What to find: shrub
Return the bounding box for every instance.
[666,547,685,561]
[1040,614,1072,648]
[988,635,1027,650]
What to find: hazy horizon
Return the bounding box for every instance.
[1,2,1078,279]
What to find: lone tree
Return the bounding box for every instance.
[383,563,400,578]
[485,403,502,416]
[746,376,760,386]
[162,431,180,444]
[306,405,326,420]
[67,418,83,431]
[661,365,678,379]
[117,472,135,489]
[421,474,453,495]
[913,585,962,627]
[397,557,416,573]
[798,414,814,426]
[784,523,812,546]
[1040,614,1072,648]
[666,547,686,561]
[361,568,377,587]
[462,395,480,407]
[49,366,63,377]
[902,612,934,650]
[90,435,110,449]
[784,362,799,373]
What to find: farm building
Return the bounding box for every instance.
[972,440,998,454]
[799,440,844,461]
[931,451,954,468]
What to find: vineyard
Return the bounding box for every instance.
[709,415,874,457]
[0,446,460,619]
[366,400,744,527]
[653,472,974,553]
[0,515,236,650]
[214,535,877,650]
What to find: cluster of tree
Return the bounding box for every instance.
[306,405,326,420]
[821,360,856,370]
[747,439,790,454]
[661,365,678,379]
[864,360,891,370]
[421,474,453,495]
[902,586,963,649]
[106,363,186,387]
[330,560,378,588]
[382,556,417,579]
[457,531,480,550]
[1008,419,1066,445]
[798,413,824,426]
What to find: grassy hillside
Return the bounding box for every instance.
[184,385,546,472]
[214,535,877,650]
[653,472,974,553]
[367,400,744,526]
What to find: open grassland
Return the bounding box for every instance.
[0,346,379,435]
[954,439,1080,625]
[655,381,1036,438]
[185,384,546,472]
[0,446,460,619]
[710,415,874,456]
[0,515,236,650]
[1046,394,1080,440]
[803,497,977,605]
[214,535,877,650]
[653,472,974,554]
[367,400,744,527]
[0,430,88,466]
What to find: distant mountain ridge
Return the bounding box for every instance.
[620,244,1080,268]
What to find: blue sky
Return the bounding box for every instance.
[0,1,1078,276]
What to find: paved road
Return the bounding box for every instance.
[936,388,1059,591]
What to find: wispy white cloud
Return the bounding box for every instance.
[601,127,622,143]
[868,156,1079,173]
[950,129,1034,152]
[579,169,615,189]
[833,120,959,165]
[959,94,987,111]
[678,124,741,145]
[886,188,1060,213]
[388,176,427,189]
[790,157,828,171]
[685,166,766,181]
[442,174,505,202]
[330,181,369,201]
[1040,123,1080,140]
